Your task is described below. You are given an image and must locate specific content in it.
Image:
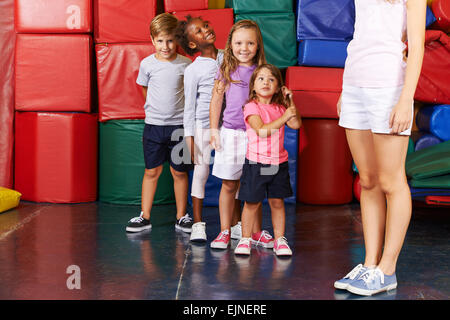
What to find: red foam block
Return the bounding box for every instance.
[425,195,450,206]
[172,9,234,60]
[414,30,450,105]
[15,34,92,112]
[15,0,92,33]
[164,0,208,12]
[431,0,450,33]
[286,66,343,119]
[94,0,157,43]
[297,119,353,205]
[14,112,98,203]
[96,43,156,122]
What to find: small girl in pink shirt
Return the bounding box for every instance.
[234,64,302,257]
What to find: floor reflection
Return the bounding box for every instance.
[0,201,448,300]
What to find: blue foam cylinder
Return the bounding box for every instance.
[414,132,443,151]
[416,104,450,141]
[298,39,349,68]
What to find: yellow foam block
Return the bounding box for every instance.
[209,0,225,9]
[0,187,22,213]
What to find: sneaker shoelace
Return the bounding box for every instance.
[276,236,289,248]
[179,214,192,224]
[359,268,385,285]
[238,238,251,248]
[344,264,365,280]
[215,230,229,242]
[254,230,272,246]
[129,212,145,223]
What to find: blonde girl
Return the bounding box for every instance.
[209,20,272,249]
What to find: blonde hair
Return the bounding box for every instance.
[247,64,289,109]
[150,13,178,38]
[219,20,266,87]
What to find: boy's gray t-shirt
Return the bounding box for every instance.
[136,54,192,126]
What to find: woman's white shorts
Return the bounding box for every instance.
[212,127,247,181]
[338,85,413,136]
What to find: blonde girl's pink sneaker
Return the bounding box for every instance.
[273,237,292,256]
[210,230,230,249]
[234,238,252,255]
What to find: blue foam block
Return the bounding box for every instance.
[296,0,355,41]
[298,39,349,68]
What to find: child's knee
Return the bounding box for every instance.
[170,167,188,180]
[221,180,239,193]
[144,166,163,180]
[268,198,284,210]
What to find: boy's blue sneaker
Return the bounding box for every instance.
[334,264,368,290]
[347,267,397,296]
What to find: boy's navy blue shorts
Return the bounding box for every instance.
[238,159,293,203]
[143,124,193,172]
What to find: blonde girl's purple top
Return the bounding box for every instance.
[216,64,257,131]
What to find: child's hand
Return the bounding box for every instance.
[210,128,222,151]
[283,106,297,122]
[281,86,294,106]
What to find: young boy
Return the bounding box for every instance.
[126,13,193,234]
[175,15,225,242]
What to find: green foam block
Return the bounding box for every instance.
[235,12,297,69]
[99,120,175,205]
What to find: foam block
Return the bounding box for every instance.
[431,0,450,33]
[286,66,343,119]
[235,12,297,69]
[297,119,353,205]
[172,9,233,59]
[414,30,450,105]
[425,195,450,206]
[410,186,450,198]
[0,0,15,189]
[15,34,92,112]
[296,0,355,41]
[410,174,450,189]
[0,187,21,213]
[96,43,155,122]
[414,132,443,151]
[406,140,450,180]
[209,0,225,9]
[15,0,92,33]
[426,5,437,27]
[14,112,98,203]
[99,120,175,205]
[298,39,349,68]
[225,0,292,14]
[94,0,157,43]
[416,104,450,141]
[164,0,208,12]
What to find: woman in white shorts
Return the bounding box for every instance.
[334,0,426,296]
